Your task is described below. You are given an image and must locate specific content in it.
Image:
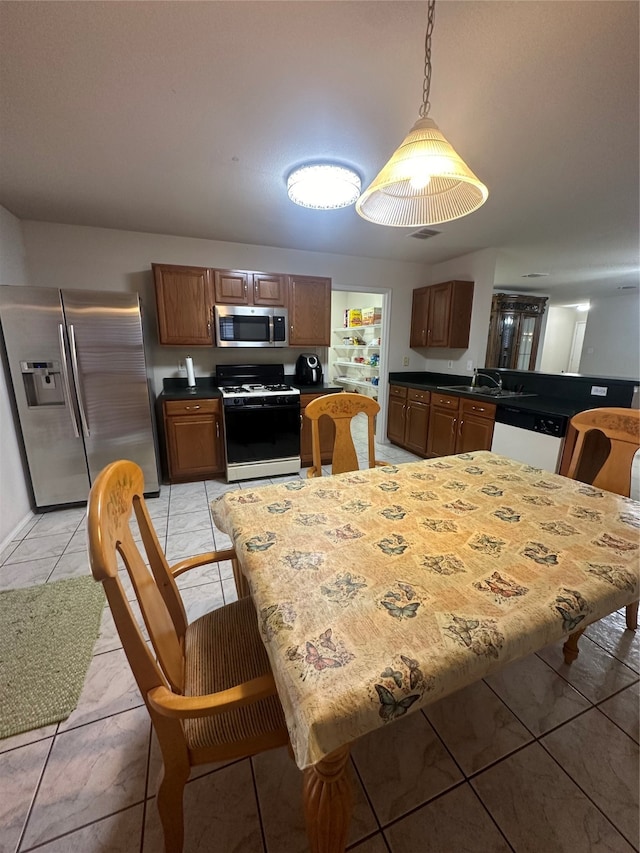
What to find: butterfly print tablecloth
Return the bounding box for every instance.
[211,451,640,770]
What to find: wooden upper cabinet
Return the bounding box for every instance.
[410,287,430,348]
[213,269,251,305]
[252,272,287,306]
[213,269,287,306]
[153,264,214,346]
[288,275,331,347]
[410,280,474,349]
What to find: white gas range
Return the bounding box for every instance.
[216,364,301,482]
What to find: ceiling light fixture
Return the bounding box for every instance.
[356,0,488,227]
[287,163,361,210]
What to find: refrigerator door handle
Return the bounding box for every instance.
[58,323,80,439]
[68,324,91,437]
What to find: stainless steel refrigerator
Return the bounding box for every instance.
[0,286,159,508]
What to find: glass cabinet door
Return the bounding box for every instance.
[516,315,537,369]
[497,313,517,368]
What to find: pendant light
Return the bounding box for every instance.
[356,0,488,227]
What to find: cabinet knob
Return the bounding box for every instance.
[184,405,200,410]
[215,420,220,438]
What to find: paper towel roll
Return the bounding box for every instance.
[185,356,196,387]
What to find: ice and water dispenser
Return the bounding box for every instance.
[20,361,65,407]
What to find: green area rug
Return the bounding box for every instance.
[0,576,105,739]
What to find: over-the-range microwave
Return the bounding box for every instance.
[214,305,289,347]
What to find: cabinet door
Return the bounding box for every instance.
[213,269,252,305]
[404,401,430,455]
[431,280,474,348]
[300,392,336,466]
[153,264,213,346]
[252,273,287,306]
[163,399,224,481]
[427,407,458,457]
[456,412,495,453]
[387,390,407,445]
[410,286,429,348]
[289,276,331,346]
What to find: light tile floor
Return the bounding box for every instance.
[1,424,638,852]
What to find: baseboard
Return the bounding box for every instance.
[0,509,36,556]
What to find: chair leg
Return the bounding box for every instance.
[157,763,189,853]
[626,600,639,630]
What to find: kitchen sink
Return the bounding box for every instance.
[436,385,537,399]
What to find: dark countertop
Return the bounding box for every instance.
[389,377,578,417]
[292,383,342,394]
[158,378,221,400]
[157,377,342,401]
[388,370,637,420]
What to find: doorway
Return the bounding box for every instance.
[330,286,392,443]
[567,319,587,373]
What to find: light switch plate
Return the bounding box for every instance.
[591,385,608,396]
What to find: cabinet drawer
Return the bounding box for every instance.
[460,398,496,419]
[163,398,219,416]
[389,384,408,400]
[408,388,430,404]
[431,393,458,409]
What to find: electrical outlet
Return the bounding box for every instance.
[447,360,453,369]
[178,360,185,372]
[402,356,409,367]
[466,359,473,370]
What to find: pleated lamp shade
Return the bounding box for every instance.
[355,117,488,227]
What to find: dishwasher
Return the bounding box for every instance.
[490,406,567,473]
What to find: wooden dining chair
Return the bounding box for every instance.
[305,391,389,477]
[566,406,640,631]
[87,460,289,853]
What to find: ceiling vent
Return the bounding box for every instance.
[409,227,441,240]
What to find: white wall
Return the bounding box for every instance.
[415,248,499,376]
[579,291,640,379]
[0,206,33,546]
[22,221,429,394]
[539,306,579,373]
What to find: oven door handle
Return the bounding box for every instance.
[224,403,301,413]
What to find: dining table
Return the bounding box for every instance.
[210,449,640,853]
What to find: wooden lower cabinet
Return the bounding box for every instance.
[386,385,430,456]
[427,393,496,457]
[300,391,338,466]
[456,398,496,453]
[426,395,459,457]
[162,398,225,482]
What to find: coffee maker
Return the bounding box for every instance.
[295,353,323,386]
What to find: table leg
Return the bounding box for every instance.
[563,627,585,664]
[303,744,352,853]
[625,601,638,630]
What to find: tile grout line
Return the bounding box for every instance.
[536,710,639,850]
[14,733,56,853]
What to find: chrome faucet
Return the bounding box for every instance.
[472,370,503,391]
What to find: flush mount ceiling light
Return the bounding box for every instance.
[356,0,488,227]
[287,163,361,210]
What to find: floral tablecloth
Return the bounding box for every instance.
[211,451,640,770]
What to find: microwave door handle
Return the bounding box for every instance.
[68,324,91,437]
[58,324,80,438]
[269,312,275,346]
